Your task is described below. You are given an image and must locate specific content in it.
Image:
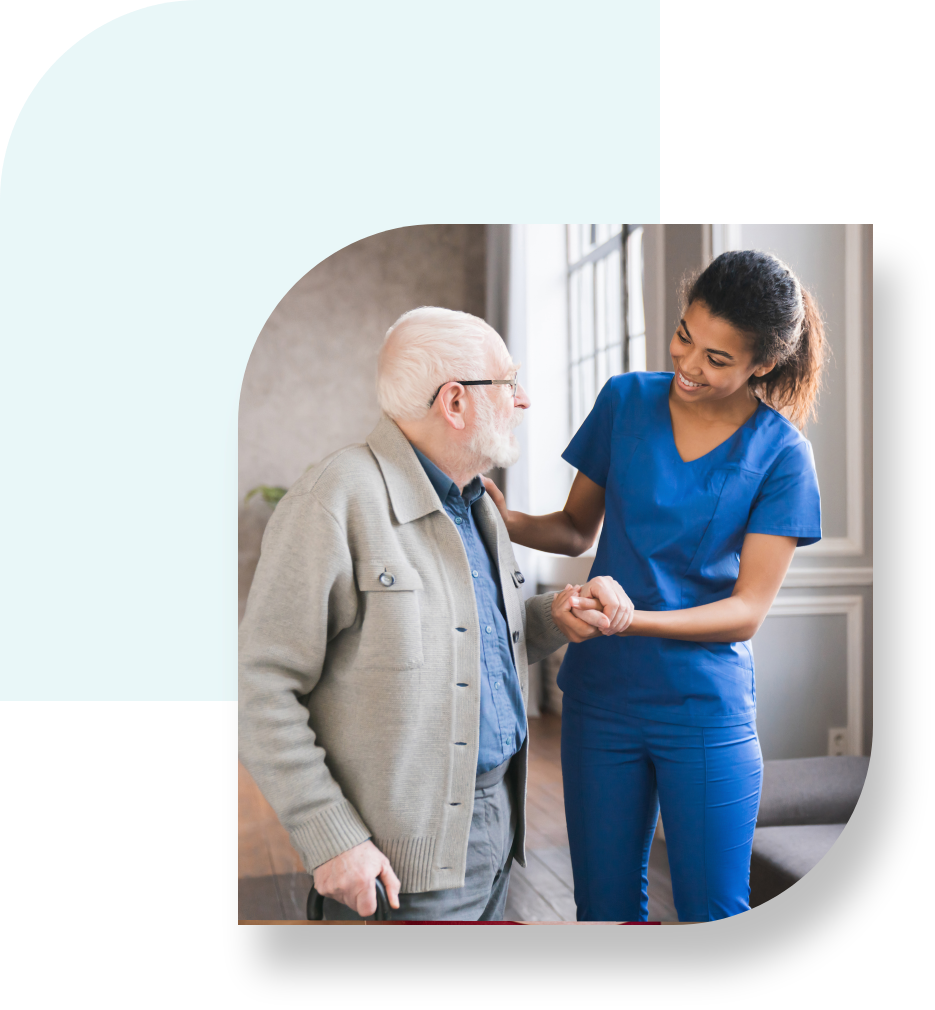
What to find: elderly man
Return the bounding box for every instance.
[239,306,631,921]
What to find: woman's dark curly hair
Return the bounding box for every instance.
[684,249,826,428]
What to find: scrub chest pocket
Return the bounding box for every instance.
[354,560,425,670]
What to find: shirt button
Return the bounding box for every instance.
[472,570,478,578]
[454,517,463,525]
[495,682,500,690]
[485,625,492,634]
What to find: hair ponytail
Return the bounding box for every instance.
[686,250,827,429]
[749,286,825,427]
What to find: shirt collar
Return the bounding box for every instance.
[410,445,486,510]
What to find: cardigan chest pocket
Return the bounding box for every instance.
[354,560,425,670]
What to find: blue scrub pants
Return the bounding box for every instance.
[561,695,763,922]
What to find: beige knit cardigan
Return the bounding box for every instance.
[238,415,568,893]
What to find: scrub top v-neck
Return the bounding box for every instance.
[557,371,822,727]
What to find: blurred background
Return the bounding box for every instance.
[238,224,873,921]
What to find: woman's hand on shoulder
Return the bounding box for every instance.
[575,575,635,635]
[482,477,512,531]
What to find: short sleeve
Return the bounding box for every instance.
[562,378,615,488]
[747,439,822,546]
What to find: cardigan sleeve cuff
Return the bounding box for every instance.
[288,798,373,873]
[524,591,570,667]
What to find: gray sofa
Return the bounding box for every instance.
[749,755,870,907]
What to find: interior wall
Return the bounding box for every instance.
[742,224,873,758]
[663,224,706,345]
[238,224,486,619]
[641,223,667,372]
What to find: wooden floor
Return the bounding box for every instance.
[239,713,677,922]
[239,759,310,920]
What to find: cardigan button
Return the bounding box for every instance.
[515,572,525,584]
[378,572,395,587]
[512,630,520,643]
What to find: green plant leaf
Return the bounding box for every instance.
[245,485,288,507]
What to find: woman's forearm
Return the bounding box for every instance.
[624,595,764,643]
[504,509,595,557]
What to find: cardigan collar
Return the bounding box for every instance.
[366,414,450,525]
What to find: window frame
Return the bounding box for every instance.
[566,224,644,436]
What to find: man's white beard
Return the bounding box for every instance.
[463,399,523,474]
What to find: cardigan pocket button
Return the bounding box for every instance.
[378,571,395,587]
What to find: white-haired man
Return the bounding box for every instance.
[239,306,632,920]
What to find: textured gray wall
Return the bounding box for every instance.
[238,224,486,619]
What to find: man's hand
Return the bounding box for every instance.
[574,575,635,636]
[551,584,611,643]
[312,839,401,917]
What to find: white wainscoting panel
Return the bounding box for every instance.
[782,567,873,588]
[764,594,864,756]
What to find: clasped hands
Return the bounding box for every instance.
[550,575,635,643]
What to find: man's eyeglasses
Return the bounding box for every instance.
[428,378,518,408]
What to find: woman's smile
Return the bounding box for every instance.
[675,367,706,391]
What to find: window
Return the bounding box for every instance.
[567,224,645,432]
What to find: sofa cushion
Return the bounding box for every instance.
[749,823,845,907]
[756,756,869,827]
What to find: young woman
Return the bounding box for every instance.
[485,250,824,921]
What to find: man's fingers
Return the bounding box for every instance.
[355,876,378,918]
[552,587,606,642]
[563,614,592,641]
[379,861,402,910]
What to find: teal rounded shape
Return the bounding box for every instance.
[0,1,659,699]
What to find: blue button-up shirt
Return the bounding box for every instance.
[411,446,526,773]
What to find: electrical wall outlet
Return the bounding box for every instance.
[828,727,849,756]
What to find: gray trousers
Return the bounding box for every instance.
[322,757,517,921]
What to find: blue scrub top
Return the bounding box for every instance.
[557,372,822,727]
